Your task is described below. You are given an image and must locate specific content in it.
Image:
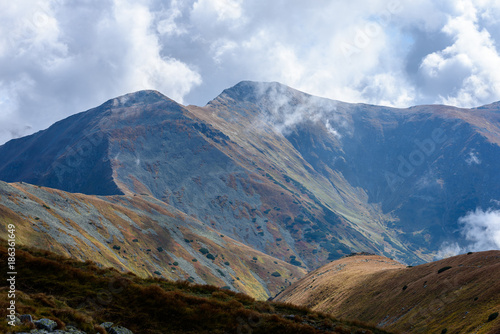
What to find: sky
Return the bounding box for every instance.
[2,0,500,144]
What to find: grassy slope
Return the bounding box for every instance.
[0,243,392,334]
[275,252,500,333]
[0,181,306,300]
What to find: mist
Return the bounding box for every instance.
[437,207,500,259]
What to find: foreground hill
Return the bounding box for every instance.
[275,252,500,333]
[0,242,392,334]
[0,180,306,300]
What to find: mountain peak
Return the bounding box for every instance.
[475,100,500,111]
[218,81,299,103]
[103,89,172,109]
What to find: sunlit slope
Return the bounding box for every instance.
[0,180,306,300]
[276,252,500,333]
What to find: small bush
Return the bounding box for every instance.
[192,258,198,262]
[271,271,281,277]
[173,262,179,266]
[441,329,447,334]
[112,245,121,251]
[402,285,408,291]
[488,312,499,322]
[199,248,209,254]
[132,239,139,242]
[157,247,163,252]
[438,266,452,274]
[206,254,215,260]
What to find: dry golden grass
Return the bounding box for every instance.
[276,252,500,334]
[0,242,392,334]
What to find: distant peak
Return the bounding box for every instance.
[475,100,500,110]
[218,81,299,103]
[104,90,172,108]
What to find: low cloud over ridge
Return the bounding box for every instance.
[438,207,500,258]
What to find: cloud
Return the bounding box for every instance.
[0,0,201,144]
[2,0,500,144]
[465,150,481,165]
[437,207,500,258]
[436,242,464,259]
[245,82,349,138]
[418,0,500,107]
[460,208,500,251]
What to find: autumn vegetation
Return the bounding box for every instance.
[0,241,390,334]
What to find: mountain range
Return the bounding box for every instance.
[1,81,500,302]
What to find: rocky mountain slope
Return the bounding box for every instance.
[275,251,500,333]
[0,180,305,300]
[0,81,499,270]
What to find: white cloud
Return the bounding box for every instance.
[419,0,500,107]
[436,242,464,259]
[437,207,500,258]
[460,208,500,251]
[110,0,201,101]
[0,0,201,144]
[465,150,481,165]
[156,0,187,36]
[191,0,244,23]
[2,0,500,144]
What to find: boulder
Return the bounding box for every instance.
[35,318,58,331]
[19,314,33,323]
[100,322,114,330]
[109,325,134,334]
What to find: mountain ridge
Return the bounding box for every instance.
[275,251,500,333]
[1,81,499,274]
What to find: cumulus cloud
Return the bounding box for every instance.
[418,0,500,107]
[437,207,500,258]
[2,0,500,144]
[0,0,201,144]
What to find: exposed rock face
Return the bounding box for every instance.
[0,81,499,270]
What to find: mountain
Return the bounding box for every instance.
[1,81,499,271]
[0,180,306,300]
[0,242,393,334]
[275,251,500,333]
